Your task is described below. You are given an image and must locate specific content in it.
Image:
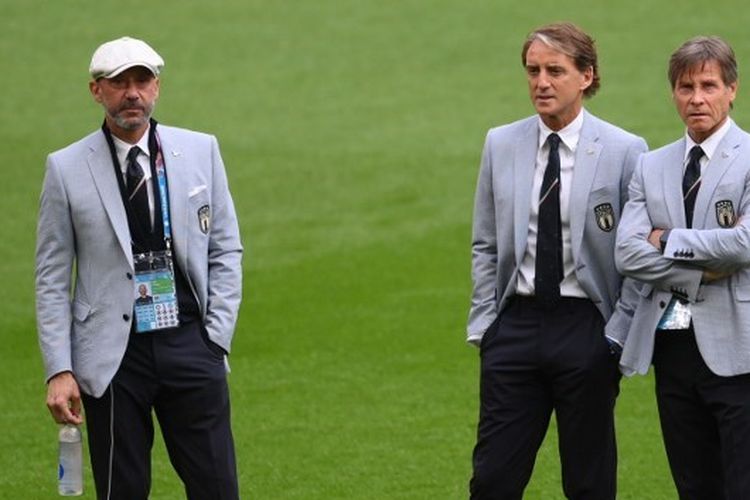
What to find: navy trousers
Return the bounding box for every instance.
[82,320,238,500]
[470,296,620,500]
[654,328,750,500]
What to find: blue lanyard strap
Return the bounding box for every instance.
[154,133,172,244]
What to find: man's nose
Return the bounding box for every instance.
[690,89,705,105]
[124,82,140,99]
[537,72,551,88]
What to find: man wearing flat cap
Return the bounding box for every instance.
[35,36,243,499]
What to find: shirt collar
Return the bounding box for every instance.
[538,109,584,152]
[111,124,151,169]
[684,117,732,162]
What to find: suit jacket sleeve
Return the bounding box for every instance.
[604,136,648,345]
[467,131,498,346]
[35,154,75,381]
[203,137,243,352]
[615,154,703,301]
[662,176,750,269]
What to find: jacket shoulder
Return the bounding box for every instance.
[485,116,537,144]
[586,114,645,146]
[642,139,682,163]
[157,124,216,145]
[48,130,104,162]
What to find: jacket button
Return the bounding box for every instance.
[123,314,130,321]
[126,272,133,280]
[659,301,666,308]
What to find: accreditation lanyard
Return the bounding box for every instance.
[100,119,181,332]
[153,133,172,247]
[101,119,171,251]
[133,128,180,332]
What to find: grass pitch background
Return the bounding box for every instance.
[3,0,750,498]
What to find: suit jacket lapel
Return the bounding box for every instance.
[693,125,742,228]
[662,140,687,228]
[570,112,602,261]
[513,119,539,266]
[86,134,133,266]
[158,129,190,274]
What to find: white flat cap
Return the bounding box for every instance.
[89,36,164,79]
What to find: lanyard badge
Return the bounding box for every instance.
[133,250,179,332]
[132,132,180,333]
[657,297,692,330]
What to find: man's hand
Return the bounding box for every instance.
[702,269,734,283]
[46,371,83,425]
[648,229,665,250]
[606,337,623,358]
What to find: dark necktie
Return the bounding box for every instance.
[125,146,151,232]
[535,133,563,305]
[683,145,704,229]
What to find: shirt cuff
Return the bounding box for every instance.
[659,229,672,254]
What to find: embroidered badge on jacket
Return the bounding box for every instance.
[594,203,615,232]
[715,200,735,228]
[198,205,210,234]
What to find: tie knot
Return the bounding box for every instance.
[127,146,141,163]
[689,145,704,162]
[126,147,143,181]
[547,133,561,150]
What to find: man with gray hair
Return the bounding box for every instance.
[616,35,750,498]
[36,36,242,498]
[467,22,646,499]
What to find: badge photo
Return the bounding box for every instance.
[594,203,615,232]
[715,200,735,228]
[198,205,210,234]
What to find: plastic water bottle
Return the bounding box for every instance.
[58,424,83,496]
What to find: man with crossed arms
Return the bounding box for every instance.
[617,36,750,499]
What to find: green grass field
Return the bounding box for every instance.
[4,0,750,498]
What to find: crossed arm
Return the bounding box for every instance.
[616,159,750,299]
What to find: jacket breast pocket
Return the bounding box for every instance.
[710,186,740,229]
[189,190,211,237]
[588,187,619,234]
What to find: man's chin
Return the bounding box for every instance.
[114,115,149,131]
[533,103,557,116]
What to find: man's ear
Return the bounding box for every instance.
[580,66,594,92]
[89,80,102,103]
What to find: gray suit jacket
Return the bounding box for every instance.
[467,111,647,345]
[35,124,243,397]
[616,122,750,376]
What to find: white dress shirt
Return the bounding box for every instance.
[516,109,588,298]
[683,117,732,175]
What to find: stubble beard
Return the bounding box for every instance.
[110,101,156,131]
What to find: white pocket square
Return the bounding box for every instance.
[188,185,207,197]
